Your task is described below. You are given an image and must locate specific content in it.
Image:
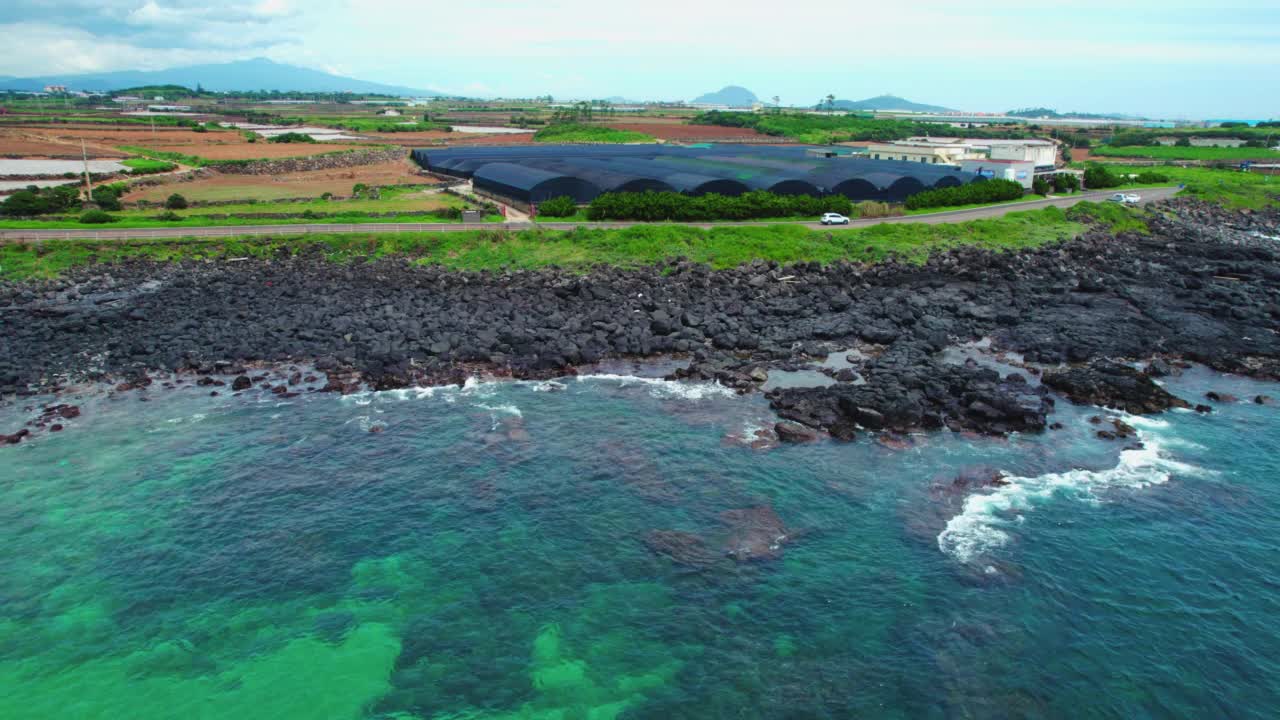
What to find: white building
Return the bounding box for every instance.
[958,159,1035,189]
[865,140,980,164]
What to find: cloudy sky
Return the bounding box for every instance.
[2,0,1277,118]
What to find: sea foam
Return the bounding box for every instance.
[574,374,736,400]
[937,420,1204,565]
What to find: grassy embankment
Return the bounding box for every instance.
[0,205,1088,280]
[533,124,655,143]
[1093,145,1280,161]
[0,188,498,230]
[1098,164,1278,209]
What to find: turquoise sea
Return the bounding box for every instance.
[2,364,1278,718]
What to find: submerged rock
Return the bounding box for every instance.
[720,506,792,562]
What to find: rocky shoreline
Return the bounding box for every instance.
[2,198,1277,444]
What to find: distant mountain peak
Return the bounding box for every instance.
[823,94,951,113]
[0,58,440,96]
[692,85,758,107]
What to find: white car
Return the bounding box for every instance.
[1108,193,1141,204]
[820,212,850,225]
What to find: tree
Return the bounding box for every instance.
[1062,146,1072,162]
[1175,137,1191,147]
[825,94,836,111]
[1032,177,1051,195]
[165,193,189,210]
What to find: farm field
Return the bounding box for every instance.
[137,142,369,160]
[0,131,127,158]
[126,160,441,203]
[604,122,784,142]
[1093,145,1280,161]
[0,189,495,230]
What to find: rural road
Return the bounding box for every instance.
[0,187,1180,242]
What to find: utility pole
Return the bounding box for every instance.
[80,138,93,204]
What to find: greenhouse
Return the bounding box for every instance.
[412,144,984,205]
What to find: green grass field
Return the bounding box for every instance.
[0,206,1085,280]
[0,191,492,230]
[1093,145,1280,161]
[1099,164,1279,209]
[533,124,655,144]
[120,158,178,174]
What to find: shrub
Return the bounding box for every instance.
[1083,164,1123,189]
[320,192,334,201]
[164,193,188,210]
[854,201,899,218]
[585,190,854,222]
[1032,177,1051,196]
[267,132,316,144]
[903,179,1024,210]
[0,185,80,216]
[352,183,368,197]
[91,184,124,211]
[1175,137,1191,147]
[192,124,208,133]
[537,196,578,217]
[1052,173,1080,193]
[79,210,117,224]
[155,210,182,221]
[1134,171,1170,184]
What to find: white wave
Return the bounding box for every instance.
[574,373,736,400]
[474,403,522,418]
[937,425,1204,565]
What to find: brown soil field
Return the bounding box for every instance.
[142,143,368,160]
[0,131,127,158]
[605,122,785,142]
[126,159,439,202]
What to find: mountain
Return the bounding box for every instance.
[0,58,440,96]
[692,86,758,107]
[825,95,951,112]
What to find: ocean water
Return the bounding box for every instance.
[1,366,1278,719]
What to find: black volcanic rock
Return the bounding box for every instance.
[1042,361,1189,415]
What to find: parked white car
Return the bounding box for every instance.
[1108,193,1141,204]
[820,212,850,225]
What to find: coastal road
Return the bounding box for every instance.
[0,187,1180,242]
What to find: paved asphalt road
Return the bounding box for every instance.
[0,188,1179,242]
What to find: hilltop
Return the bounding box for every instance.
[0,58,440,97]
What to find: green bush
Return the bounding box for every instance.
[1052,173,1080,193]
[267,132,316,144]
[165,193,189,210]
[79,210,117,224]
[1084,163,1123,189]
[1134,171,1170,184]
[0,184,80,216]
[155,210,182,221]
[1032,177,1051,196]
[536,196,578,217]
[90,184,124,211]
[903,179,1024,210]
[586,190,854,222]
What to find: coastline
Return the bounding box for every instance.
[2,197,1277,445]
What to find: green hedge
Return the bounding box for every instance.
[586,190,854,221]
[903,179,1024,210]
[0,185,80,216]
[537,196,578,217]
